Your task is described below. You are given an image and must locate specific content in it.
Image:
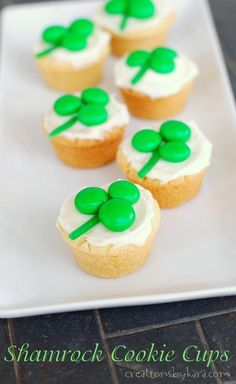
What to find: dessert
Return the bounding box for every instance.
[95,0,175,57]
[117,121,213,208]
[57,180,160,278]
[43,87,129,168]
[115,47,199,119]
[34,18,110,91]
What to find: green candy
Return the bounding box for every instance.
[77,105,108,126]
[42,25,66,44]
[127,50,150,67]
[82,88,110,106]
[132,129,162,153]
[54,95,81,116]
[105,0,126,15]
[160,121,191,142]
[159,141,191,163]
[127,47,177,84]
[129,0,155,19]
[61,33,87,51]
[99,199,136,232]
[108,180,140,204]
[74,187,108,215]
[70,19,94,36]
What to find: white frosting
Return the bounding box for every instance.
[34,28,110,68]
[115,53,199,98]
[57,183,158,247]
[94,0,174,35]
[120,121,212,184]
[44,94,130,141]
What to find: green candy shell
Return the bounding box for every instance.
[99,198,136,232]
[61,33,87,51]
[129,0,155,19]
[82,88,110,106]
[77,105,108,126]
[160,121,191,143]
[54,95,81,116]
[105,0,126,15]
[108,180,140,204]
[150,57,175,74]
[152,47,177,60]
[159,141,191,163]
[70,19,94,36]
[132,129,162,153]
[42,25,66,44]
[74,187,108,215]
[127,50,150,67]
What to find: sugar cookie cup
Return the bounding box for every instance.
[117,121,212,208]
[57,180,161,278]
[34,19,110,92]
[95,0,175,57]
[43,87,129,168]
[115,47,199,120]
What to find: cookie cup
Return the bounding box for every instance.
[117,149,207,209]
[45,125,125,168]
[57,200,160,278]
[106,12,175,57]
[35,45,110,92]
[119,80,193,120]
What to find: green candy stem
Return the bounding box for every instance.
[138,150,160,179]
[36,45,58,58]
[48,115,78,138]
[120,14,129,31]
[69,215,99,240]
[131,62,149,84]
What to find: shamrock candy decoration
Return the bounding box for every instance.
[48,88,110,138]
[105,0,155,31]
[69,180,141,240]
[127,47,177,84]
[132,121,192,179]
[36,19,94,58]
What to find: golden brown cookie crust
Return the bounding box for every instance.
[57,200,160,278]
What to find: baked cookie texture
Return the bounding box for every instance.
[36,46,110,92]
[57,199,160,278]
[47,125,125,168]
[105,12,175,57]
[119,80,194,120]
[117,149,206,208]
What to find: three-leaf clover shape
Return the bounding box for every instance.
[105,0,155,31]
[127,47,177,84]
[69,180,140,241]
[48,88,110,138]
[132,121,192,179]
[36,19,94,58]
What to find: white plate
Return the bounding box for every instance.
[0,0,236,318]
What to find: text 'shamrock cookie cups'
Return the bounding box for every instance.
[34,18,110,92]
[117,121,212,208]
[43,87,129,168]
[115,47,199,120]
[57,180,160,278]
[95,0,175,57]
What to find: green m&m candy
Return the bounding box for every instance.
[160,121,191,142]
[77,105,108,126]
[82,88,110,106]
[132,129,162,153]
[129,0,155,19]
[53,95,81,116]
[127,50,150,67]
[61,33,87,51]
[70,19,94,36]
[99,199,136,232]
[74,187,108,215]
[108,180,140,204]
[159,142,191,163]
[42,25,66,44]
